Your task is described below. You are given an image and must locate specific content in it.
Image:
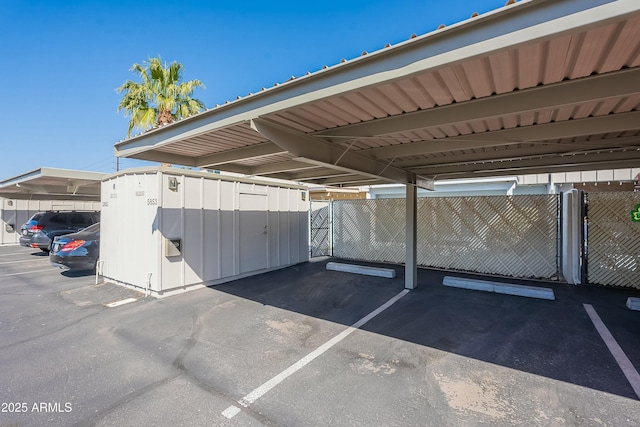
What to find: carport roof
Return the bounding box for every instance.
[0,167,104,201]
[114,0,640,188]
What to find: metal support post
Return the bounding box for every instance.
[405,177,417,289]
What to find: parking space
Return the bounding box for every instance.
[1,245,639,426]
[0,247,53,277]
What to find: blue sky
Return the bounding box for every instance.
[1,0,507,180]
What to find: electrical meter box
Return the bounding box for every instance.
[165,238,181,257]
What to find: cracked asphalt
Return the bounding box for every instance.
[1,244,640,426]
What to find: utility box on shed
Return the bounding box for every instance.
[100,167,309,297]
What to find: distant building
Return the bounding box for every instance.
[360,168,640,199]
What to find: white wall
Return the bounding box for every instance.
[99,171,160,292]
[365,168,640,200]
[367,177,522,199]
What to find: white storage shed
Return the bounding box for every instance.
[100,167,309,297]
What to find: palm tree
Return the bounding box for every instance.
[117,56,205,137]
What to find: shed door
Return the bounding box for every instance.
[239,193,268,274]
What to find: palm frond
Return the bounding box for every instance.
[116,55,206,137]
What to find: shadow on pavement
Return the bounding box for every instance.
[29,250,48,257]
[62,270,96,278]
[211,257,640,401]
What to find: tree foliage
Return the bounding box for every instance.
[116,57,205,137]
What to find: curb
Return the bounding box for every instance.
[326,262,396,278]
[443,276,555,300]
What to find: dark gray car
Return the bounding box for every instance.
[19,211,100,252]
[50,222,100,271]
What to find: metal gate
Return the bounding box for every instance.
[584,192,640,289]
[310,200,331,257]
[332,195,560,280]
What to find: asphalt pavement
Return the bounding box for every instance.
[1,244,639,426]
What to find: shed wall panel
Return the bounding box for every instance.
[100,173,159,291]
[160,174,184,291]
[203,208,221,280]
[202,178,220,281]
[219,180,236,279]
[278,190,291,265]
[268,187,281,267]
[183,177,204,286]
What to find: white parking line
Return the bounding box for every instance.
[0,259,49,265]
[222,289,410,419]
[5,268,54,276]
[583,304,640,399]
[105,298,137,308]
[0,252,29,257]
[221,406,241,419]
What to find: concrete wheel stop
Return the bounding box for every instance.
[326,262,396,278]
[443,276,555,300]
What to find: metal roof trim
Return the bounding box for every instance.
[103,166,308,190]
[0,167,105,201]
[0,167,106,188]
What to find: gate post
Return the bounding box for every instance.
[562,189,581,284]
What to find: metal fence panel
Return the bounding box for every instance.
[333,199,405,263]
[586,192,640,289]
[416,195,558,279]
[333,195,559,280]
[310,201,331,257]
